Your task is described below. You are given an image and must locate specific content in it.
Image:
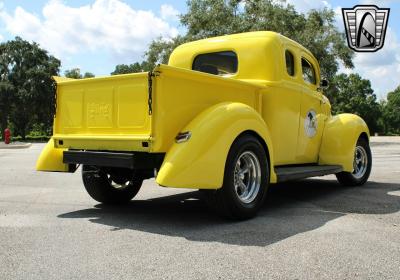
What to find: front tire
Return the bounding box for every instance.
[82,165,143,204]
[336,137,372,186]
[206,134,269,220]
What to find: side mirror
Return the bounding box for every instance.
[319,79,329,89]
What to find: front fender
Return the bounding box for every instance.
[156,102,276,189]
[319,113,369,172]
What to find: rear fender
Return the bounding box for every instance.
[319,113,369,172]
[36,138,75,172]
[156,102,276,189]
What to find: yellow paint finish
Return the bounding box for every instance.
[39,31,371,188]
[54,73,151,151]
[53,76,75,83]
[319,114,369,171]
[260,82,301,165]
[168,31,314,83]
[242,37,323,165]
[151,65,264,152]
[296,90,325,163]
[295,52,323,163]
[36,138,69,172]
[156,102,276,189]
[53,134,151,152]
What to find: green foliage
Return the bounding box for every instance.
[382,87,400,134]
[0,1,396,138]
[0,37,60,139]
[64,68,81,79]
[10,122,51,141]
[145,0,353,78]
[11,135,51,142]
[65,68,95,79]
[142,0,395,134]
[0,81,14,139]
[145,36,189,66]
[83,72,95,78]
[326,73,381,133]
[110,61,151,75]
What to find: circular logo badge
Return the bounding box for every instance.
[304,110,317,138]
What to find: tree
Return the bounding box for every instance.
[0,42,15,140]
[83,72,95,78]
[0,82,14,140]
[65,68,95,79]
[326,73,381,134]
[144,0,353,78]
[145,36,187,70]
[0,37,60,139]
[382,86,400,135]
[110,61,151,75]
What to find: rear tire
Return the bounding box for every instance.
[205,134,269,220]
[82,165,143,204]
[336,137,372,186]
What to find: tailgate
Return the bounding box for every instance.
[53,73,152,152]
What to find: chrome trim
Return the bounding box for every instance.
[175,131,192,143]
[234,151,261,204]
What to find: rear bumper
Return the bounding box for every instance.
[63,150,164,170]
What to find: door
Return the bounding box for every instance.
[263,48,301,165]
[296,55,325,163]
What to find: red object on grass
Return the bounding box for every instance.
[4,128,11,144]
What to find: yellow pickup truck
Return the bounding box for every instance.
[37,31,371,219]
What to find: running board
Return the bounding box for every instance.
[275,165,343,182]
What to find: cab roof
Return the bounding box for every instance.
[171,31,316,62]
[168,31,320,83]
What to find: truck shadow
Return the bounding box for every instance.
[58,179,400,247]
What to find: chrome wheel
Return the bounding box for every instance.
[209,135,268,219]
[234,151,262,204]
[336,137,372,187]
[353,145,368,179]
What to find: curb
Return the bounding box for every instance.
[0,143,32,149]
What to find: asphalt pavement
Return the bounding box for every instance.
[0,137,399,279]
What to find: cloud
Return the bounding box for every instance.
[360,0,396,5]
[281,0,398,98]
[339,28,400,99]
[160,4,179,21]
[284,0,331,13]
[333,6,345,31]
[0,0,179,61]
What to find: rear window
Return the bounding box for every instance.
[192,51,238,76]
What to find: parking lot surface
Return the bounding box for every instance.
[0,137,399,279]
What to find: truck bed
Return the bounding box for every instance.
[53,65,264,153]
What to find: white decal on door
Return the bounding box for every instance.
[304,110,317,138]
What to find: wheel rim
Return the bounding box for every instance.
[352,145,368,179]
[107,174,131,190]
[106,173,132,190]
[234,151,261,204]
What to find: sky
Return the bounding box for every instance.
[0,0,399,99]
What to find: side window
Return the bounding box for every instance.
[192,51,238,76]
[301,58,316,85]
[285,50,295,76]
